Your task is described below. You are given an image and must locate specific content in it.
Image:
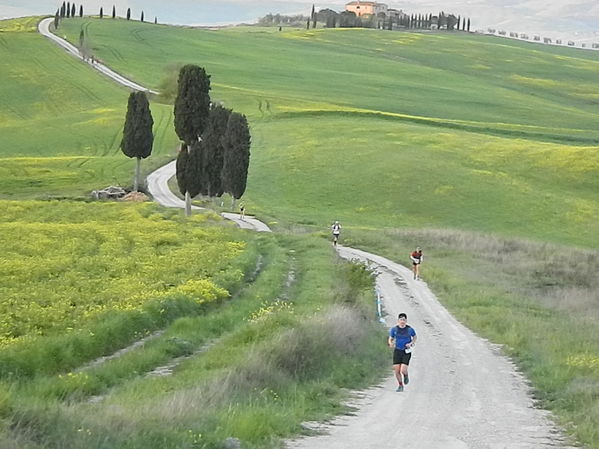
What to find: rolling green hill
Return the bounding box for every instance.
[0,18,179,198]
[55,19,599,247]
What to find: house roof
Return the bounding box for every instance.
[346,1,380,6]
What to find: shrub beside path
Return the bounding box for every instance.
[39,19,576,448]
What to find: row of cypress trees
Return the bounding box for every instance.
[55,3,155,25]
[174,65,251,216]
[120,65,251,217]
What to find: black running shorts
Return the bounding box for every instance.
[393,348,412,365]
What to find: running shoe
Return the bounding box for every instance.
[396,385,404,392]
[403,374,409,385]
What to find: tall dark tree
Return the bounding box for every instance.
[61,2,66,18]
[222,112,251,204]
[99,7,103,18]
[467,18,471,31]
[79,29,85,47]
[173,65,211,215]
[71,3,76,18]
[311,4,316,29]
[54,9,60,29]
[79,5,83,17]
[112,5,116,18]
[126,8,131,20]
[154,16,158,24]
[174,65,211,145]
[141,11,144,22]
[120,91,154,191]
[176,144,191,197]
[66,2,71,18]
[200,105,232,197]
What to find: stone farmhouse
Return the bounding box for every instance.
[345,1,388,17]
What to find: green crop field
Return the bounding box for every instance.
[57,18,599,247]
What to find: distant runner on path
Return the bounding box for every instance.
[410,247,423,280]
[239,202,245,220]
[331,220,342,246]
[388,313,417,392]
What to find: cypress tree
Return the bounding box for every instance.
[79,29,84,48]
[61,2,66,18]
[127,8,131,20]
[66,2,71,18]
[173,65,212,215]
[141,11,144,22]
[71,3,76,18]
[200,105,232,197]
[174,65,211,145]
[120,91,154,192]
[79,5,83,17]
[176,144,191,197]
[54,9,60,29]
[467,18,470,31]
[100,7,103,18]
[222,112,251,203]
[154,17,158,24]
[112,5,116,18]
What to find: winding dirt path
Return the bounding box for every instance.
[39,19,574,448]
[287,247,575,449]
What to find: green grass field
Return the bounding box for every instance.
[56,18,599,247]
[2,15,599,448]
[0,18,179,198]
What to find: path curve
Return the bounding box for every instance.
[146,160,271,232]
[38,18,573,447]
[287,246,575,449]
[38,18,158,94]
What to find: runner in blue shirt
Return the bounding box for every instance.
[388,313,417,392]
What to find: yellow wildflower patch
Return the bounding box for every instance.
[566,353,599,370]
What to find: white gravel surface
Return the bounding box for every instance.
[286,246,576,449]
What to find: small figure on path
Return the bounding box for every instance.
[239,202,245,221]
[331,220,341,246]
[388,313,417,392]
[410,246,423,280]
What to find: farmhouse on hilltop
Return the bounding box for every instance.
[345,1,388,17]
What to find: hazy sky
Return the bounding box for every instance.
[1,0,598,41]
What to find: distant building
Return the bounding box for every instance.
[345,1,388,17]
[387,8,406,20]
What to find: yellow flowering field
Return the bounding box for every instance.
[0,200,256,348]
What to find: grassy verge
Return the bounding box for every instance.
[345,228,599,448]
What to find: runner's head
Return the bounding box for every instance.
[397,313,407,326]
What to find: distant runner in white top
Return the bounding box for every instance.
[331,221,342,246]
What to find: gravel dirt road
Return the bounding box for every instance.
[286,246,575,449]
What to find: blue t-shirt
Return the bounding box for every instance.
[389,325,416,350]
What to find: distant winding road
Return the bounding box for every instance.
[39,18,575,448]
